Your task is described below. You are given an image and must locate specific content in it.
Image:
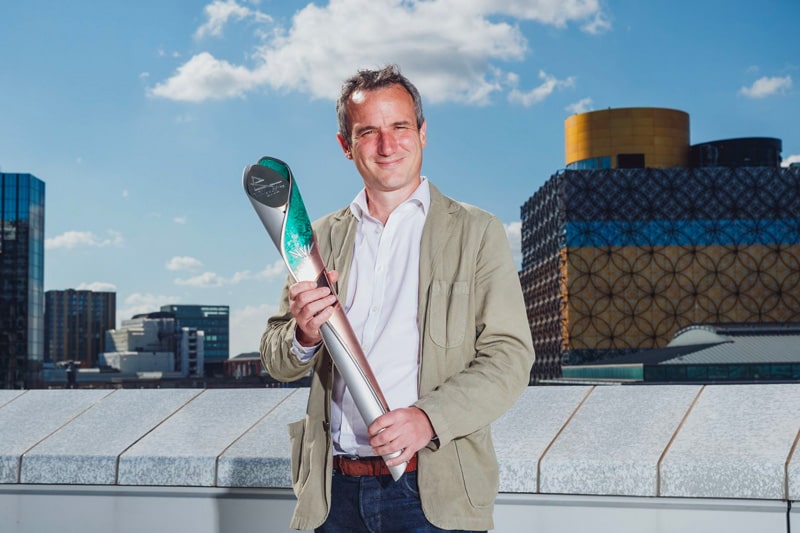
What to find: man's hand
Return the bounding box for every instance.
[289,270,339,346]
[367,406,435,466]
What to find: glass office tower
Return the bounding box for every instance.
[160,304,229,376]
[1,172,45,389]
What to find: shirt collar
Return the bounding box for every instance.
[349,177,430,221]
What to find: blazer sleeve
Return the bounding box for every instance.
[260,274,319,382]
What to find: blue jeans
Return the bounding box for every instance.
[316,470,486,533]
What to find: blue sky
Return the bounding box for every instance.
[1,0,797,357]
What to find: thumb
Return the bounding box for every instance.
[327,270,339,285]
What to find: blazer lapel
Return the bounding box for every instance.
[326,210,358,298]
[418,184,456,301]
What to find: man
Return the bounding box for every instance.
[261,65,534,532]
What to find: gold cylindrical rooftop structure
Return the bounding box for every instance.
[565,107,690,169]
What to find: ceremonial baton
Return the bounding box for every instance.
[243,156,407,481]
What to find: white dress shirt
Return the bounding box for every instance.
[293,178,430,456]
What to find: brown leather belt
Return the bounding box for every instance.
[333,454,418,477]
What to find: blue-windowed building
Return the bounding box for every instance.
[160,304,229,376]
[1,172,45,389]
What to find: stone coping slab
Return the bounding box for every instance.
[1,385,800,500]
[660,384,800,500]
[0,390,113,483]
[0,390,25,409]
[493,385,592,493]
[21,389,202,484]
[217,388,309,489]
[539,385,701,497]
[117,389,292,486]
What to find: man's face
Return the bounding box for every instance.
[337,84,427,197]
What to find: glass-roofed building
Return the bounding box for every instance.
[561,323,800,384]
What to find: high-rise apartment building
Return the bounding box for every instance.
[160,304,228,375]
[520,108,799,382]
[0,172,45,389]
[45,289,116,368]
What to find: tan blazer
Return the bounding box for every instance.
[261,183,535,531]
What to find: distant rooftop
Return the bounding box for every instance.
[562,323,800,383]
[661,323,800,365]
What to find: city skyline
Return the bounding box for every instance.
[1,1,798,357]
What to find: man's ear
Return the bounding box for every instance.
[337,133,352,159]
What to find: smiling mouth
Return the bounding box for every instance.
[375,156,404,167]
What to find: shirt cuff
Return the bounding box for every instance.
[291,332,321,362]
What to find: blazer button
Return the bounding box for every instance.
[322,420,330,431]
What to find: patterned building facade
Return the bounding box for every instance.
[1,172,45,389]
[520,108,799,382]
[45,289,117,367]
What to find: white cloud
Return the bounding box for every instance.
[117,292,179,323]
[581,11,611,34]
[463,0,604,27]
[195,0,273,39]
[76,281,117,292]
[229,303,278,356]
[782,154,800,167]
[174,271,227,287]
[566,97,593,114]
[45,230,123,250]
[122,189,129,198]
[157,48,181,58]
[739,75,792,98]
[173,259,287,287]
[504,220,522,269]
[150,0,606,104]
[508,70,575,106]
[173,215,188,224]
[230,259,286,283]
[149,52,264,102]
[166,256,204,271]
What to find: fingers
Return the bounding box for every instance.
[289,274,339,346]
[368,407,434,466]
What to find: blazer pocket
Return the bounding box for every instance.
[428,280,469,348]
[454,428,498,509]
[288,418,310,495]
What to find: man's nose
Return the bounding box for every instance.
[377,130,398,155]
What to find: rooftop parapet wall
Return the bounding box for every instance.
[2,385,800,501]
